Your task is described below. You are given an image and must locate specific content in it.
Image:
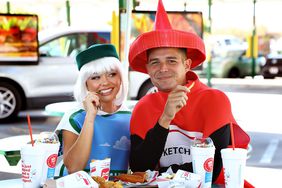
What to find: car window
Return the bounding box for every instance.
[39,32,111,58]
[87,32,110,45]
[224,39,232,46]
[39,34,83,57]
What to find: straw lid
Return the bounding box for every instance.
[128,0,206,74]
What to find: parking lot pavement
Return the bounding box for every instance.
[0,112,60,139]
[201,77,282,94]
[202,76,282,87]
[245,166,282,187]
[226,92,282,134]
[0,172,21,180]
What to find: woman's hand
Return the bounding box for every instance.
[64,91,99,173]
[83,91,100,115]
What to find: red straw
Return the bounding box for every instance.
[230,122,235,150]
[27,114,34,147]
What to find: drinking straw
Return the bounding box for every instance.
[230,122,235,150]
[27,114,34,147]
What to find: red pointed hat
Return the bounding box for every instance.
[128,0,206,74]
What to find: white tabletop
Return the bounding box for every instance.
[0,178,22,188]
[0,178,224,188]
[0,135,40,175]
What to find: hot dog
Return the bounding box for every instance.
[114,172,147,183]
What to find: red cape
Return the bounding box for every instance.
[131,72,249,149]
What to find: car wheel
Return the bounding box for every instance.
[0,82,22,123]
[137,80,157,100]
[227,68,240,78]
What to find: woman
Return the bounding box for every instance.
[56,44,131,177]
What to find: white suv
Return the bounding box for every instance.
[0,27,154,122]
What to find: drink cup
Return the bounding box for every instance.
[191,137,215,188]
[40,142,60,185]
[36,132,60,185]
[221,148,247,188]
[21,144,45,188]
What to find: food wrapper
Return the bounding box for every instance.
[90,158,111,181]
[157,169,202,188]
[43,171,98,188]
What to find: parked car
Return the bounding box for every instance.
[205,35,248,57]
[261,54,282,79]
[202,50,266,78]
[0,27,154,122]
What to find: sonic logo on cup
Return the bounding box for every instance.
[47,154,58,168]
[203,157,214,183]
[46,154,58,179]
[203,157,214,172]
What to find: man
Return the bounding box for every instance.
[128,0,252,187]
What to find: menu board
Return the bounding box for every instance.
[0,14,39,63]
[119,10,203,69]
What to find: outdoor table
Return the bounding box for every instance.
[0,135,40,175]
[0,178,22,187]
[45,100,138,117]
[0,178,225,188]
[4,165,280,187]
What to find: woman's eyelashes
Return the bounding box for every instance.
[108,72,117,77]
[90,71,117,80]
[90,75,100,80]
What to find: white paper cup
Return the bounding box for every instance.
[191,145,215,188]
[221,148,247,188]
[21,144,45,188]
[40,142,60,185]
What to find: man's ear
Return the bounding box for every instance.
[185,59,192,71]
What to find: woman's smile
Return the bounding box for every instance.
[98,88,113,96]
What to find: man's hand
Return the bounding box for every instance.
[158,85,189,129]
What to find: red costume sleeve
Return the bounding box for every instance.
[130,94,164,139]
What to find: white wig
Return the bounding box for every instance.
[73,57,128,106]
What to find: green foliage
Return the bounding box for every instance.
[0,16,37,31]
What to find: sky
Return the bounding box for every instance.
[138,0,282,35]
[1,0,281,35]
